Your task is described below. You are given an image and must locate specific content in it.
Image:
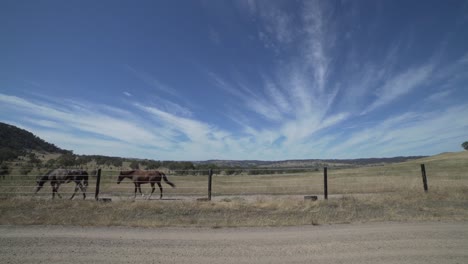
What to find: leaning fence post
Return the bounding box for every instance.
[324,167,328,200]
[95,168,102,200]
[208,168,213,201]
[420,164,428,192]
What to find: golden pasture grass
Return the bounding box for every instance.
[90,151,468,197]
[0,186,467,227]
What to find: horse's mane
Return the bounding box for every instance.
[120,170,136,175]
[36,169,55,186]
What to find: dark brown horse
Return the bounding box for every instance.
[35,169,89,199]
[117,170,175,199]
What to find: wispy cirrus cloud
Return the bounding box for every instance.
[212,0,346,145]
[124,65,181,98]
[203,0,467,158]
[0,93,170,151]
[362,63,434,114]
[302,0,332,94]
[2,87,467,160]
[327,105,468,158]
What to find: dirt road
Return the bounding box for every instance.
[1,222,467,264]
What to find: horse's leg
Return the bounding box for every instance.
[138,184,144,197]
[34,185,43,195]
[52,185,62,199]
[56,183,62,199]
[157,182,163,199]
[50,182,56,199]
[133,183,137,199]
[134,182,143,197]
[79,182,87,200]
[148,183,155,200]
[70,183,79,200]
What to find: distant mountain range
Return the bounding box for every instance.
[194,156,426,168]
[0,122,426,167]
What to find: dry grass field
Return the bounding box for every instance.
[0,151,467,227]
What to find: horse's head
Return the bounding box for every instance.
[117,171,125,184]
[117,170,135,184]
[117,170,134,184]
[34,174,48,194]
[35,175,46,187]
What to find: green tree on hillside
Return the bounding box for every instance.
[462,141,468,151]
[45,159,56,168]
[129,160,140,169]
[145,160,161,170]
[20,166,32,176]
[28,153,42,167]
[56,153,76,167]
[0,163,9,179]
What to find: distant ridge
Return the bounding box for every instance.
[0,122,427,168]
[195,156,427,168]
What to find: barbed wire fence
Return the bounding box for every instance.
[0,163,466,200]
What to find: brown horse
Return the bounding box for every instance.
[117,170,175,199]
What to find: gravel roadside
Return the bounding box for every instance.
[1,222,467,264]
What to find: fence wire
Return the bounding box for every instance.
[0,164,466,199]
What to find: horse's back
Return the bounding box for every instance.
[69,169,89,184]
[129,170,162,183]
[47,168,70,181]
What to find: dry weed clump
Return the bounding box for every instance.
[0,186,467,227]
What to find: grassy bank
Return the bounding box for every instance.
[1,186,467,227]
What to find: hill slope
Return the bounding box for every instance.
[0,122,68,162]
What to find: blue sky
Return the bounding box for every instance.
[1,0,468,160]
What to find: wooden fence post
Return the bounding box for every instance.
[208,168,213,201]
[324,167,328,200]
[95,168,102,200]
[420,164,428,192]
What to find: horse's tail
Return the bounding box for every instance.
[161,172,176,188]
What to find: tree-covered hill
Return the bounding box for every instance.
[0,122,69,162]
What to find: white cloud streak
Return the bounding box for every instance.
[0,94,170,150]
[124,65,181,98]
[363,63,434,114]
[328,105,468,158]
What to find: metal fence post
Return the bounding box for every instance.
[420,164,428,192]
[95,168,102,200]
[324,167,328,200]
[208,168,213,201]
